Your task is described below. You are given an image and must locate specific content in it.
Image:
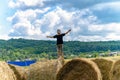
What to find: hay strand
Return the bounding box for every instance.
[0,61,17,80]
[110,59,120,80]
[57,58,102,80]
[9,64,28,80]
[28,60,63,80]
[92,58,113,80]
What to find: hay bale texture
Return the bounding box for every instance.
[28,60,62,80]
[9,64,28,80]
[92,58,114,80]
[57,58,102,80]
[110,59,120,80]
[0,61,17,80]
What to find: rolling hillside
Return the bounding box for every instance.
[1,38,120,60]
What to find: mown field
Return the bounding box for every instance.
[1,56,120,80]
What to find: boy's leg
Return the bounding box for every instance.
[57,44,64,58]
[57,44,64,65]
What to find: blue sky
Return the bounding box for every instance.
[0,0,120,41]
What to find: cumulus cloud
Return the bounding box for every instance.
[90,1,120,23]
[8,0,45,9]
[7,9,48,39]
[8,6,99,40]
[0,35,10,40]
[7,0,120,41]
[87,23,120,41]
[89,23,120,33]
[92,1,120,11]
[9,0,120,10]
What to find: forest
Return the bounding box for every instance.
[0,38,120,61]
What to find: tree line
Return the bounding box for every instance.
[0,38,120,61]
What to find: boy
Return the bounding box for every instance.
[47,29,71,64]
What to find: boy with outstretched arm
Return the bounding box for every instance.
[47,29,71,65]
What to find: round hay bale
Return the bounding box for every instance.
[28,60,62,80]
[9,64,28,80]
[0,61,17,80]
[92,58,114,80]
[110,59,120,80]
[57,58,102,80]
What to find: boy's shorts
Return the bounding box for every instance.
[57,44,63,58]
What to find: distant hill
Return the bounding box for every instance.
[0,38,120,61]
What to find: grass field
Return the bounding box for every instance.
[95,56,120,61]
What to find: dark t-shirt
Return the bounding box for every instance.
[53,33,65,44]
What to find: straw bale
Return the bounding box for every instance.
[110,59,120,80]
[9,64,28,80]
[0,61,17,80]
[57,58,102,80]
[28,60,62,80]
[92,58,113,80]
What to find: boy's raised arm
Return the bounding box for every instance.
[47,36,54,38]
[65,29,71,34]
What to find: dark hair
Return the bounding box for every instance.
[57,29,61,31]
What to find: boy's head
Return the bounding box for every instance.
[57,29,61,34]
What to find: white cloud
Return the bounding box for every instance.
[7,7,54,39]
[89,23,120,33]
[7,9,37,22]
[9,0,44,8]
[7,0,120,41]
[9,0,120,11]
[75,35,106,41]
[106,33,120,41]
[82,22,120,41]
[92,1,120,12]
[0,34,10,40]
[8,6,97,40]
[19,0,44,6]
